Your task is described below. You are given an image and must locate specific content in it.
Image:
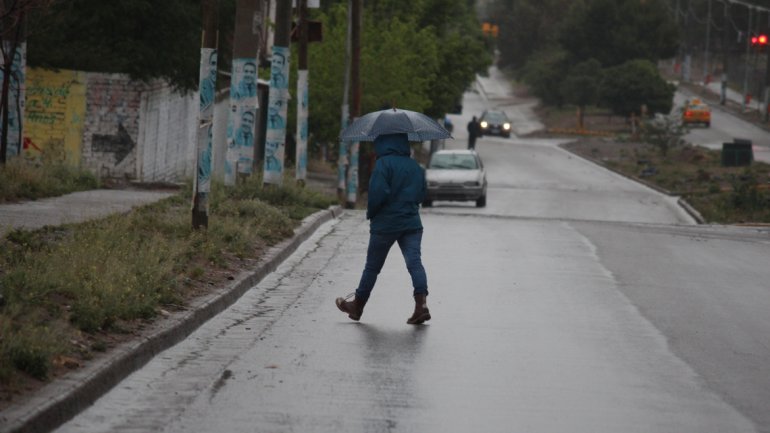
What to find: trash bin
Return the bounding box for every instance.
[721,139,753,167]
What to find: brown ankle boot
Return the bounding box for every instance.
[407,294,431,325]
[335,294,367,321]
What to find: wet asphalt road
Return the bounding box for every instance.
[674,90,770,164]
[52,69,770,432]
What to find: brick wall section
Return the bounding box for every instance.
[82,73,145,179]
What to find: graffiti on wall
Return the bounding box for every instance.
[1,42,26,159]
[92,123,135,164]
[23,68,86,164]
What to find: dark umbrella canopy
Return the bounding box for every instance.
[340,108,452,142]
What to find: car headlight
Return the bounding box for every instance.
[503,123,511,130]
[480,121,488,128]
[463,181,480,187]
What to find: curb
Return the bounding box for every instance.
[558,142,705,224]
[1,205,344,433]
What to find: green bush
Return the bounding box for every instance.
[601,59,675,117]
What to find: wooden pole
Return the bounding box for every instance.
[192,0,219,229]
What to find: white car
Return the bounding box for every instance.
[423,149,487,207]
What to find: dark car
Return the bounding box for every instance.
[479,110,512,138]
[423,149,487,208]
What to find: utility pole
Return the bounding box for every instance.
[721,1,730,105]
[338,0,352,202]
[683,0,691,82]
[263,0,292,186]
[296,0,309,186]
[192,0,219,229]
[346,0,361,209]
[764,14,770,121]
[704,0,712,83]
[742,6,753,112]
[224,0,262,186]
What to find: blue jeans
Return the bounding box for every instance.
[355,229,428,301]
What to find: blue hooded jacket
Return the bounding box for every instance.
[367,133,426,234]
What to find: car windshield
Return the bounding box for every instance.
[482,112,507,122]
[689,104,708,111]
[429,153,478,170]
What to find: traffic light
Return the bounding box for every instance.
[750,33,768,47]
[481,22,499,38]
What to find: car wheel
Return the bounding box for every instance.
[475,195,486,208]
[705,121,710,127]
[422,200,433,208]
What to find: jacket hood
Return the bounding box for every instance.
[374,133,410,157]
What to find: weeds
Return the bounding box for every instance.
[0,158,99,203]
[0,175,334,386]
[564,139,770,223]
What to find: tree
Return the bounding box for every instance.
[365,0,491,117]
[600,59,675,118]
[488,0,572,71]
[519,47,568,106]
[559,0,678,68]
[560,58,602,129]
[308,1,488,145]
[25,0,230,93]
[641,111,687,157]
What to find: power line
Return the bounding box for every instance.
[720,0,770,14]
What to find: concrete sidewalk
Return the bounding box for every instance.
[0,188,342,433]
[0,189,177,235]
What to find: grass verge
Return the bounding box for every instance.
[0,174,335,403]
[0,159,100,203]
[562,137,770,224]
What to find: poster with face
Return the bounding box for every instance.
[195,47,217,200]
[231,58,258,102]
[263,46,290,185]
[264,85,290,184]
[196,123,213,194]
[225,57,260,182]
[296,70,309,181]
[270,46,289,91]
[199,48,217,114]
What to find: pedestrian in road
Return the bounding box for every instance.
[467,116,480,149]
[335,133,431,325]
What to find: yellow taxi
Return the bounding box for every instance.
[682,98,711,127]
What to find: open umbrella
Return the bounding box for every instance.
[340,108,453,142]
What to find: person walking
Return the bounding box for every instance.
[467,116,480,149]
[335,133,431,325]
